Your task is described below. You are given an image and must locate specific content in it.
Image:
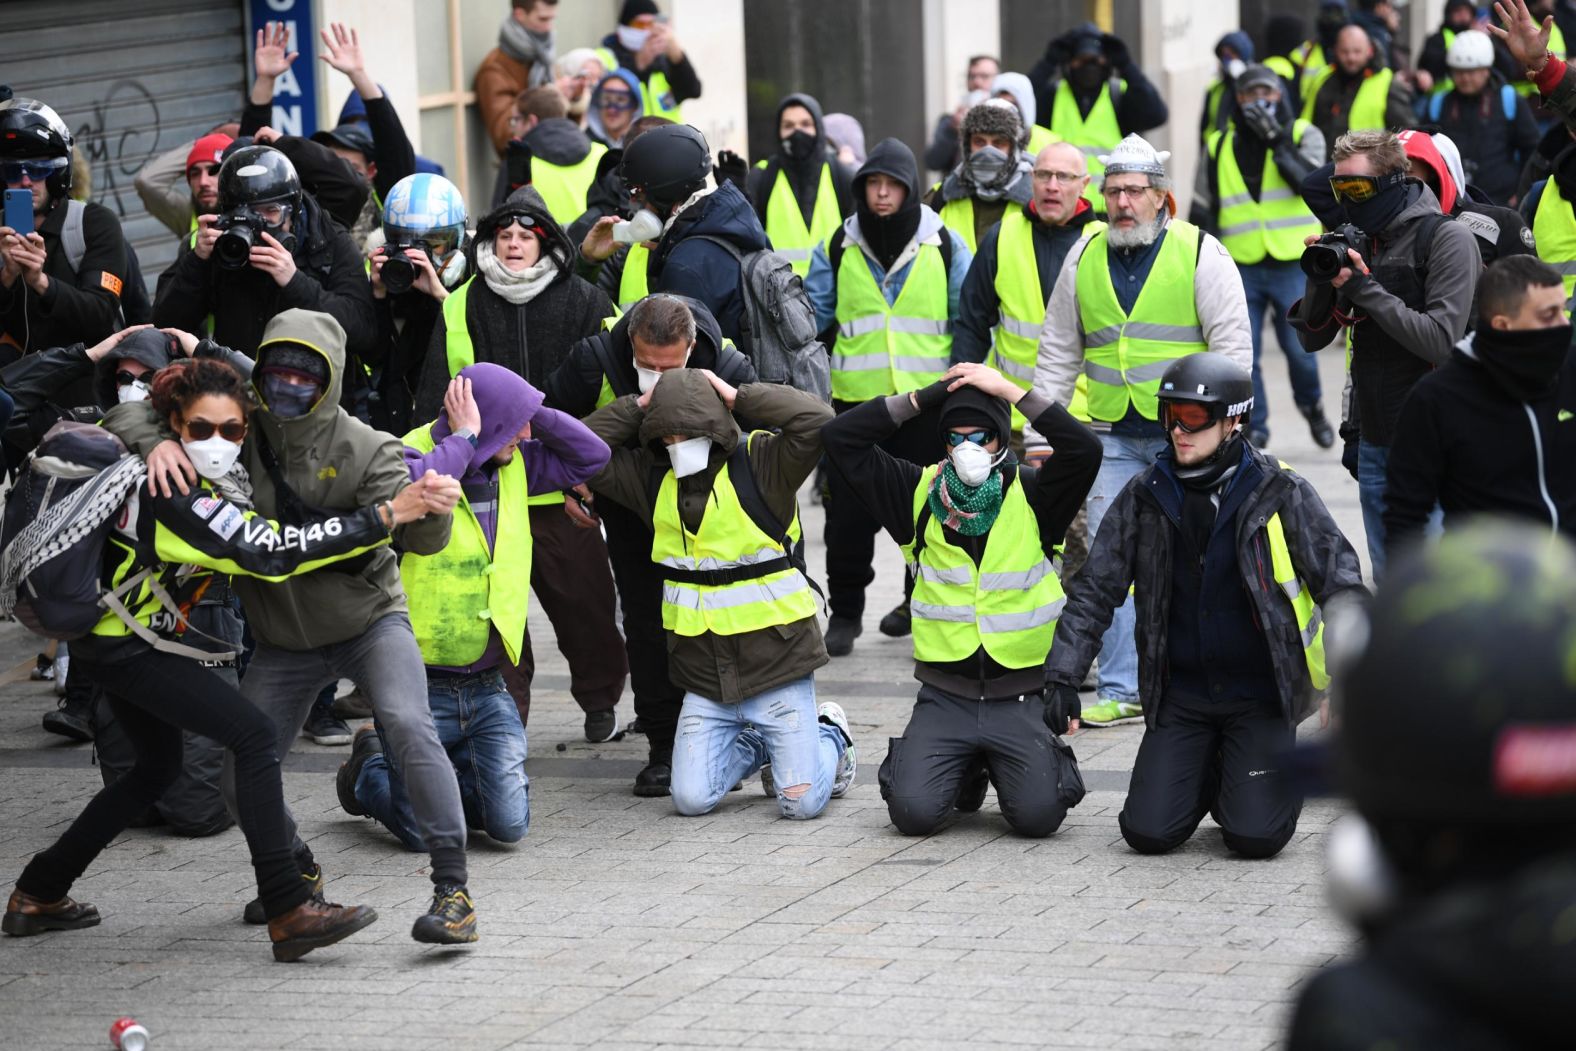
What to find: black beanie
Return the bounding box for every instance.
[259,343,329,387]
[938,386,1012,445]
[620,0,659,25]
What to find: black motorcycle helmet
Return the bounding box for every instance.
[217,144,303,220]
[619,124,712,212]
[1155,353,1255,427]
[0,96,74,201]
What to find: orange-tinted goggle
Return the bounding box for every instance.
[1161,401,1220,434]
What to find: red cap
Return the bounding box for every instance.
[186,133,233,173]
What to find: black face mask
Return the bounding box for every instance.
[1344,181,1412,237]
[1069,62,1106,92]
[782,129,817,163]
[1474,323,1573,401]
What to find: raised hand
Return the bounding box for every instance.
[1489,0,1554,73]
[444,376,482,435]
[254,21,298,79]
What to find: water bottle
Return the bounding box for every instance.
[110,1017,149,1051]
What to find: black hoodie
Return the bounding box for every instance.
[746,93,854,228]
[852,138,923,273]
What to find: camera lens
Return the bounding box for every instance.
[214,224,255,271]
[381,253,417,295]
[1300,243,1343,283]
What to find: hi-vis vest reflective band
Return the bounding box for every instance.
[1264,495,1329,691]
[1533,184,1576,317]
[531,142,609,227]
[992,210,1102,426]
[652,435,817,638]
[1300,67,1393,131]
[1208,123,1322,264]
[763,163,841,276]
[902,464,1065,668]
[442,279,562,507]
[399,423,532,667]
[938,195,979,253]
[1050,79,1124,211]
[832,236,952,401]
[619,242,650,311]
[1075,221,1207,422]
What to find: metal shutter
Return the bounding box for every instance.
[0,0,247,280]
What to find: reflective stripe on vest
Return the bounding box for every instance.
[1265,505,1329,691]
[1301,67,1392,130]
[400,422,532,666]
[901,464,1065,668]
[619,242,651,310]
[643,69,683,120]
[1209,123,1323,264]
[652,434,815,637]
[1050,80,1124,212]
[531,142,609,227]
[1075,221,1206,422]
[764,164,841,276]
[832,238,952,401]
[992,210,1102,425]
[938,195,978,253]
[1534,184,1576,316]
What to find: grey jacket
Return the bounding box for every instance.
[1045,443,1367,727]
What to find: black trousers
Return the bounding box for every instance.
[1118,692,1302,859]
[18,648,311,920]
[878,685,1085,838]
[599,497,682,755]
[823,403,941,621]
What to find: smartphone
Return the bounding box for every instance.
[3,189,33,235]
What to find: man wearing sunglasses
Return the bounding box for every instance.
[1045,354,1364,860]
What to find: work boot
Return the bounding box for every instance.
[411,883,478,944]
[824,616,862,657]
[954,760,991,814]
[268,898,378,962]
[584,709,619,743]
[245,864,325,925]
[1300,402,1337,449]
[41,694,93,743]
[633,745,672,798]
[2,888,101,937]
[878,600,912,638]
[335,725,382,817]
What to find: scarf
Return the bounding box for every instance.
[661,184,716,237]
[476,241,559,304]
[209,460,255,510]
[1174,435,1244,559]
[926,460,1003,536]
[939,157,1034,206]
[498,16,554,88]
[1470,324,1574,402]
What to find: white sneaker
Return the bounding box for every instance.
[52,652,68,698]
[818,701,856,797]
[759,763,776,798]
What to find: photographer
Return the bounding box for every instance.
[1290,130,1479,579]
[151,144,376,369]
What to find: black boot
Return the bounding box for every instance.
[634,744,672,798]
[824,616,862,657]
[877,600,911,638]
[41,690,93,744]
[1300,402,1336,449]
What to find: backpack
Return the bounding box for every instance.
[689,234,831,402]
[1426,82,1517,124]
[59,200,152,326]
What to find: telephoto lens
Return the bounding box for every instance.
[213,220,256,271]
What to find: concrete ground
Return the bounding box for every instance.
[0,344,1364,1050]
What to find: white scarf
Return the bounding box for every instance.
[476,241,558,304]
[661,184,717,237]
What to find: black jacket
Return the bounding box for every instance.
[1430,83,1540,207]
[151,193,377,361]
[368,283,447,437]
[492,117,599,209]
[821,385,1102,699]
[1045,442,1366,726]
[0,197,128,371]
[1383,338,1576,550]
[650,181,771,346]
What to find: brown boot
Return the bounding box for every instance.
[267,898,378,962]
[2,888,102,937]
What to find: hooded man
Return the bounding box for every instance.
[823,361,1101,838]
[586,68,646,150]
[804,138,974,655]
[1301,24,1415,144]
[476,0,559,154]
[599,0,702,121]
[1201,31,1256,145]
[926,99,1035,251]
[581,366,855,821]
[745,92,855,276]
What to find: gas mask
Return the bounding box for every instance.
[666,435,712,478]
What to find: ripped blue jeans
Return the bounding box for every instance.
[670,675,844,820]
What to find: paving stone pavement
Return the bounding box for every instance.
[0,348,1364,1050]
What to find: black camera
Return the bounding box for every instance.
[213,209,265,270]
[380,243,421,295]
[1300,223,1368,284]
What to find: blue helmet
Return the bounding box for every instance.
[381,173,467,266]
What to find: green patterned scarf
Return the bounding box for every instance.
[926,460,1003,536]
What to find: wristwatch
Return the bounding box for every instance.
[453,427,479,447]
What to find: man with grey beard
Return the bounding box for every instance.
[1026,133,1251,728]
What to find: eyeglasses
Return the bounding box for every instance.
[1101,183,1153,201]
[2,158,66,184]
[945,430,995,448]
[598,93,638,112]
[1328,173,1394,204]
[115,370,147,388]
[1161,402,1219,434]
[182,419,248,442]
[1033,170,1086,185]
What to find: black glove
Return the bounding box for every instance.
[1100,33,1132,71]
[1240,101,1285,146]
[1340,418,1362,481]
[1044,32,1075,69]
[1042,682,1081,736]
[504,139,532,194]
[713,149,749,192]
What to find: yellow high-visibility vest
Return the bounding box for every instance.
[762,163,841,276]
[831,235,952,402]
[1208,122,1322,264]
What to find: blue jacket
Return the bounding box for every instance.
[803,205,972,336]
[650,181,771,346]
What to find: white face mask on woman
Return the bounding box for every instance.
[182,435,243,480]
[949,440,1006,487]
[666,435,712,478]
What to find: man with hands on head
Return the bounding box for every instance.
[821,362,1101,838]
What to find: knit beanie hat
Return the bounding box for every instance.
[186,133,233,173]
[258,343,330,387]
[620,0,659,24]
[961,99,1024,148]
[938,386,1012,445]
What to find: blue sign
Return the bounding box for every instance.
[247,0,318,137]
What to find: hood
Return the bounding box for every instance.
[823,113,866,165]
[658,180,770,260]
[1216,31,1255,68]
[253,308,347,427]
[96,328,177,409]
[854,136,920,202]
[637,367,741,460]
[586,69,644,146]
[775,91,827,154]
[1428,132,1470,210]
[1397,130,1458,214]
[429,361,544,468]
[473,185,576,277]
[522,117,594,166]
[1265,15,1307,58]
[990,72,1038,131]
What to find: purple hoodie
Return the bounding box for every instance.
[403,361,611,673]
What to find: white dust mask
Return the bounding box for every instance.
[949,441,1005,487]
[666,435,712,478]
[613,209,664,244]
[183,436,243,480]
[117,381,151,404]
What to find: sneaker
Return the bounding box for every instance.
[584,709,619,743]
[336,725,382,817]
[877,600,912,638]
[411,883,479,944]
[51,652,69,698]
[29,654,53,681]
[1300,402,1337,449]
[41,697,93,743]
[245,864,325,926]
[302,708,352,746]
[817,701,857,797]
[1079,699,1144,727]
[268,898,378,962]
[2,888,101,937]
[824,616,862,657]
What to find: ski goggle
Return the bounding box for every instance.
[597,91,638,113]
[1327,171,1403,204]
[2,157,67,183]
[1161,401,1221,434]
[182,419,248,442]
[946,430,996,447]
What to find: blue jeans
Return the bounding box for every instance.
[1358,439,1442,583]
[670,675,845,820]
[1241,260,1323,436]
[355,668,529,851]
[1087,433,1170,703]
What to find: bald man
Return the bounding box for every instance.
[1301,24,1413,145]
